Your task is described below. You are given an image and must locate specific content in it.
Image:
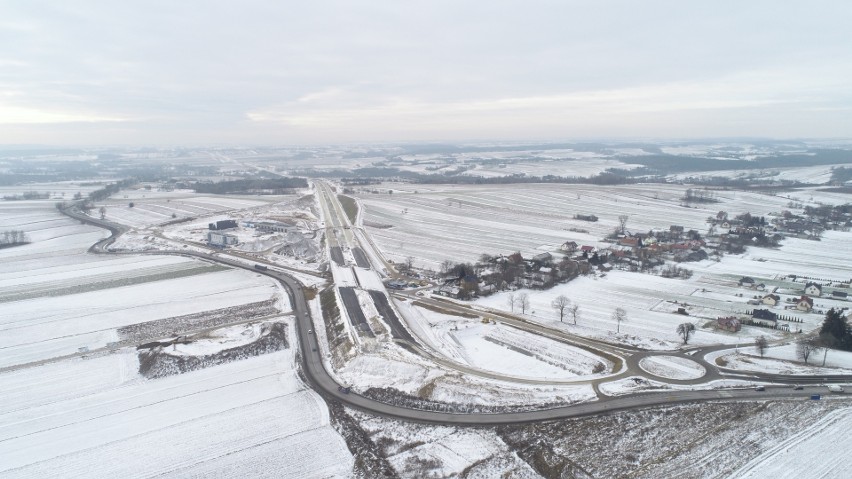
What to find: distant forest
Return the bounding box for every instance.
[193,178,307,194]
[293,148,852,184]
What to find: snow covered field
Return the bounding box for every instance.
[0,198,353,477]
[638,355,706,380]
[711,343,852,376]
[358,182,796,268]
[0,347,352,478]
[96,191,273,228]
[397,301,610,380]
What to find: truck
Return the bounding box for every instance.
[254,264,268,271]
[827,384,844,393]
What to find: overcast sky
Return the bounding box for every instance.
[1,1,851,146]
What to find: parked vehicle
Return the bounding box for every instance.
[811,394,821,400]
[753,386,765,391]
[827,384,844,393]
[793,385,803,390]
[337,386,351,394]
[254,264,268,271]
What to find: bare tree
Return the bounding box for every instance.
[404,256,414,274]
[796,338,821,364]
[551,295,571,322]
[569,304,580,325]
[507,292,516,313]
[612,307,627,333]
[677,323,696,344]
[439,259,454,278]
[618,215,629,235]
[517,293,530,315]
[99,206,106,220]
[754,336,768,357]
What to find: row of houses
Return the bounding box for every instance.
[740,276,849,299]
[750,293,814,312]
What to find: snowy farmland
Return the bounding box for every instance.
[358,182,797,268]
[0,347,353,478]
[0,198,353,477]
[96,192,274,228]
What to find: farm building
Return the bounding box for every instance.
[738,276,755,287]
[832,291,848,299]
[208,219,238,230]
[256,221,297,233]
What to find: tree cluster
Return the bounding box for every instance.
[660,264,693,279]
[0,230,30,247]
[819,308,852,351]
[193,178,307,195]
[88,178,136,202]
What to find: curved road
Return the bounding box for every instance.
[59,203,852,426]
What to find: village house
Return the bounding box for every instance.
[796,295,814,312]
[738,276,755,287]
[560,241,578,253]
[532,252,552,264]
[804,282,822,297]
[751,309,778,325]
[717,316,741,332]
[580,245,595,255]
[761,294,781,306]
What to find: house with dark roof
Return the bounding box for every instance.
[831,291,848,299]
[796,295,814,312]
[717,316,741,332]
[739,276,756,286]
[752,309,778,324]
[532,252,552,264]
[761,294,781,306]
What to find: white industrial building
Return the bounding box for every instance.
[207,231,239,247]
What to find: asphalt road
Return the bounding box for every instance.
[329,246,345,266]
[338,287,375,337]
[352,247,370,268]
[58,201,852,426]
[368,290,416,343]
